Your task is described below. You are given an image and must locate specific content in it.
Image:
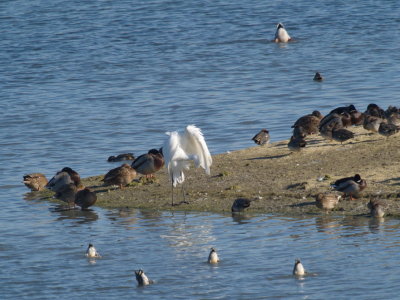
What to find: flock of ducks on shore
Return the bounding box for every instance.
[84,242,305,286]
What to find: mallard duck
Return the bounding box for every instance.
[385,106,400,126]
[274,23,291,43]
[363,115,385,133]
[331,174,367,200]
[293,259,305,276]
[319,113,344,139]
[23,173,48,191]
[315,193,341,210]
[331,128,354,144]
[231,198,252,213]
[329,104,357,115]
[365,103,385,118]
[102,163,136,189]
[46,167,82,192]
[350,111,365,126]
[313,72,323,81]
[75,188,97,210]
[368,199,386,218]
[208,247,220,264]
[107,153,135,162]
[378,122,399,138]
[135,269,153,286]
[252,129,270,146]
[288,135,306,151]
[55,183,77,208]
[131,149,164,178]
[292,111,323,136]
[86,243,101,258]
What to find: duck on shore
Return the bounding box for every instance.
[107,153,135,162]
[331,174,367,200]
[102,164,136,190]
[131,148,164,178]
[23,173,48,191]
[252,129,270,146]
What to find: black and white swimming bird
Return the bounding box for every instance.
[274,23,291,43]
[135,269,153,286]
[293,259,305,276]
[86,243,101,258]
[208,247,220,264]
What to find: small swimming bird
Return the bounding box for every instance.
[131,148,164,178]
[292,111,323,136]
[107,153,135,162]
[55,183,78,208]
[368,199,386,218]
[163,125,212,206]
[23,173,48,191]
[86,243,101,258]
[331,128,354,144]
[75,188,97,210]
[208,247,220,264]
[135,269,153,286]
[293,259,305,276]
[288,135,306,152]
[252,129,270,146]
[378,122,399,138]
[231,198,252,213]
[313,72,323,81]
[102,163,136,189]
[331,174,367,200]
[274,23,291,43]
[315,193,341,210]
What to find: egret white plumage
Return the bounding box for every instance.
[163,125,212,206]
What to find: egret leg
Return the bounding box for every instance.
[180,182,189,205]
[171,180,174,206]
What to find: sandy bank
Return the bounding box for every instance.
[63,127,400,216]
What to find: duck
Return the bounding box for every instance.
[46,167,83,192]
[378,122,399,138]
[364,103,385,118]
[350,111,365,126]
[22,173,48,191]
[313,72,323,81]
[251,129,270,146]
[231,198,252,213]
[293,259,305,276]
[75,188,97,210]
[135,269,153,286]
[208,247,220,264]
[288,135,307,152]
[331,128,354,144]
[292,111,323,136]
[54,183,77,208]
[131,148,164,178]
[368,199,386,218]
[331,174,367,200]
[102,163,136,189]
[274,23,291,43]
[86,243,101,258]
[319,113,344,139]
[315,193,341,210]
[329,104,357,115]
[385,106,400,126]
[363,115,385,133]
[107,153,135,162]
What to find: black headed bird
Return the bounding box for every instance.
[252,129,270,146]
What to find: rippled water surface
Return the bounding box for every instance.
[1,0,400,298]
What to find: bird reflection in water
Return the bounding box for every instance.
[51,205,99,224]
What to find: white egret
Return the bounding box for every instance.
[163,125,212,206]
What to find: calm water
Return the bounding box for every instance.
[1,0,400,298]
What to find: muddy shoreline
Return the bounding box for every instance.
[40,127,400,217]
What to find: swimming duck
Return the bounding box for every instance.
[331,128,354,144]
[293,259,305,276]
[313,72,323,81]
[23,173,48,191]
[231,198,252,213]
[102,163,136,189]
[274,23,291,43]
[107,153,135,162]
[331,174,367,200]
[252,129,270,146]
[315,193,341,210]
[368,199,386,218]
[378,122,399,138]
[288,135,306,151]
[86,243,101,258]
[208,247,220,264]
[135,269,153,286]
[363,115,385,133]
[131,149,164,178]
[292,111,323,136]
[54,183,77,208]
[75,188,97,210]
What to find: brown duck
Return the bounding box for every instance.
[23,173,48,191]
[102,163,136,189]
[75,188,97,210]
[315,193,341,210]
[292,111,323,136]
[252,129,270,146]
[131,149,164,178]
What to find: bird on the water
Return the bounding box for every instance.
[274,23,291,43]
[313,72,323,81]
[86,243,101,258]
[231,198,253,213]
[135,269,153,286]
[208,247,220,264]
[163,125,212,206]
[293,259,305,276]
